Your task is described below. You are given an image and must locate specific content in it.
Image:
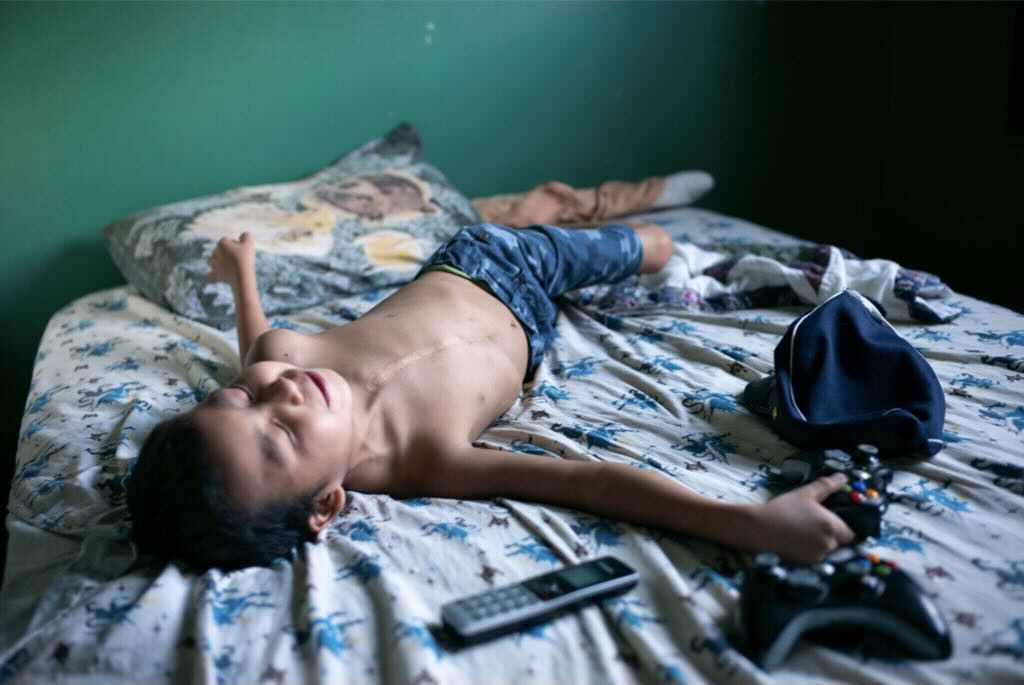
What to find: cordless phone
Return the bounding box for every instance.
[441,556,638,643]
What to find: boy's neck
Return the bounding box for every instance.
[340,376,395,478]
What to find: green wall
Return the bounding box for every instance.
[1,0,768,458]
[2,1,1021,564]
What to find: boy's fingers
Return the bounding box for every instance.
[833,517,856,545]
[808,472,849,502]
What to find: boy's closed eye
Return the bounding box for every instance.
[206,386,249,406]
[272,420,295,447]
[207,387,295,455]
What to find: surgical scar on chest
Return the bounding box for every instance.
[365,335,499,392]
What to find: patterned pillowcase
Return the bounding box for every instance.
[103,123,480,329]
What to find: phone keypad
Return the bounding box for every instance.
[459,587,539,619]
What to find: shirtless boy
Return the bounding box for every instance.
[127,222,854,571]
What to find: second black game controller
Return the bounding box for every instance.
[777,444,894,540]
[737,547,953,670]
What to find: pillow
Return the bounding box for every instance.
[103,123,480,329]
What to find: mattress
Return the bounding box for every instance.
[3,208,1022,684]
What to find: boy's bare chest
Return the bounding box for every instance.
[315,271,529,448]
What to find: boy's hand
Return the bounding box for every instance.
[751,473,857,563]
[207,232,257,291]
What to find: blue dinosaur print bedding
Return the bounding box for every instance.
[3,207,1023,684]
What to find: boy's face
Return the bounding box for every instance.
[191,361,354,515]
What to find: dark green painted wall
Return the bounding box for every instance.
[1,0,768,459]
[2,2,1021,569]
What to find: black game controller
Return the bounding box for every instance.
[738,548,953,670]
[778,444,893,540]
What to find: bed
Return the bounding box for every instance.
[3,205,1023,685]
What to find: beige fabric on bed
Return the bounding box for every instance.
[473,177,667,228]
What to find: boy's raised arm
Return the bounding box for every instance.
[207,232,270,365]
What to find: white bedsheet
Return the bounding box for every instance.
[3,208,1023,684]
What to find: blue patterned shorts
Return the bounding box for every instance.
[416,223,643,382]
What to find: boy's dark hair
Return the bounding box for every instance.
[126,413,322,572]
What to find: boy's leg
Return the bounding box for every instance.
[512,222,672,300]
[514,224,640,298]
[625,222,674,274]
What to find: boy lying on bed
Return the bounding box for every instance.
[127,221,855,571]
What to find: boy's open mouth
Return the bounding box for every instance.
[307,371,330,407]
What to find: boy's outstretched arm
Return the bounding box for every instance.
[419,445,854,564]
[207,232,269,365]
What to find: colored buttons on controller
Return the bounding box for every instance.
[865,488,879,498]
[852,481,867,493]
[872,559,897,574]
[849,491,864,504]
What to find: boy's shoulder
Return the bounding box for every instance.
[245,327,313,367]
[345,432,466,497]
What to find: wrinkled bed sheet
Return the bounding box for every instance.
[3,208,1023,684]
